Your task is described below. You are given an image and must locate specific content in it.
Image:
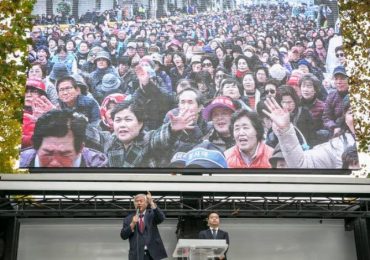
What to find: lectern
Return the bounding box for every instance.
[173,239,228,260]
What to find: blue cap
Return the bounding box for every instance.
[333,66,347,77]
[169,152,187,168]
[185,148,227,168]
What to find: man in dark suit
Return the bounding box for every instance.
[198,211,230,260]
[121,192,167,260]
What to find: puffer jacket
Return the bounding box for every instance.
[275,124,356,168]
[323,91,347,131]
[225,143,273,168]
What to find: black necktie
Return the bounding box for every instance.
[212,229,217,239]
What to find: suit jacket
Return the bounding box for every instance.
[198,228,230,260]
[121,207,167,260]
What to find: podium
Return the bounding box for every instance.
[172,239,228,260]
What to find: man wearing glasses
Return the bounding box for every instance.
[56,76,100,126]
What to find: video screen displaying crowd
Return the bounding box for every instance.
[20,2,359,170]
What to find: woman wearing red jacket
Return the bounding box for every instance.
[225,110,273,168]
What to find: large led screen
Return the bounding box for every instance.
[20,0,359,171]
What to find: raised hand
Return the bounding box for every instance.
[146,191,156,208]
[135,64,150,87]
[169,109,197,132]
[146,191,153,204]
[263,97,290,132]
[32,96,56,119]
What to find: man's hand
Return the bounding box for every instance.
[146,191,156,209]
[169,109,196,132]
[130,214,139,231]
[263,97,290,133]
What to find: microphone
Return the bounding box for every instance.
[136,208,140,217]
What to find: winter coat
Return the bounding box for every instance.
[203,128,235,152]
[75,51,89,69]
[119,69,140,95]
[157,70,173,94]
[225,143,273,168]
[266,106,317,148]
[169,66,190,91]
[85,123,177,167]
[59,95,100,126]
[19,147,108,168]
[275,124,356,168]
[21,112,35,149]
[161,108,212,166]
[323,91,347,131]
[301,98,325,131]
[132,81,176,131]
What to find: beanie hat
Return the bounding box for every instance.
[269,64,287,81]
[101,73,121,92]
[49,62,70,81]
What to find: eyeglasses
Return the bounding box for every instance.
[202,62,212,68]
[58,86,75,93]
[265,89,276,94]
[336,53,345,58]
[215,74,225,79]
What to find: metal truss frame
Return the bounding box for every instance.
[1,193,369,218]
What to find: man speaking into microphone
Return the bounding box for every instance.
[120,191,167,260]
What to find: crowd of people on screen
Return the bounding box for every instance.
[20,3,359,169]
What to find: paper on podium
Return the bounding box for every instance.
[173,239,228,259]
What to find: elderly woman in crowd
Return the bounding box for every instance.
[225,110,273,168]
[85,98,196,167]
[99,93,130,132]
[299,73,329,144]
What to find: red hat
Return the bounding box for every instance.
[287,75,300,86]
[202,96,236,121]
[100,93,129,129]
[26,79,46,93]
